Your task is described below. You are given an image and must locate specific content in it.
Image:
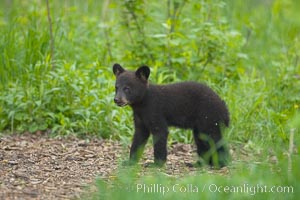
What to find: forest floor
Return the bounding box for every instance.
[0,134,254,199]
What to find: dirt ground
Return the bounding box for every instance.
[0,134,236,200]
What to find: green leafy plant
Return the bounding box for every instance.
[0,0,299,146]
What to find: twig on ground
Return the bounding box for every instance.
[288,128,295,179]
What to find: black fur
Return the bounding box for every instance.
[113,63,230,167]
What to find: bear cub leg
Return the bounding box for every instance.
[193,127,229,168]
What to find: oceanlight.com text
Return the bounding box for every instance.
[207,183,294,195]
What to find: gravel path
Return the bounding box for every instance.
[0,134,223,199]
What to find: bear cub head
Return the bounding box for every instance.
[113,63,150,107]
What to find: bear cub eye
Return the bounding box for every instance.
[123,86,130,93]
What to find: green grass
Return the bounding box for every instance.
[0,0,300,199]
[84,157,300,200]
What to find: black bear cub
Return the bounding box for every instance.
[113,63,230,167]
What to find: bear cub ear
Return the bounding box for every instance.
[113,63,125,77]
[135,66,150,82]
